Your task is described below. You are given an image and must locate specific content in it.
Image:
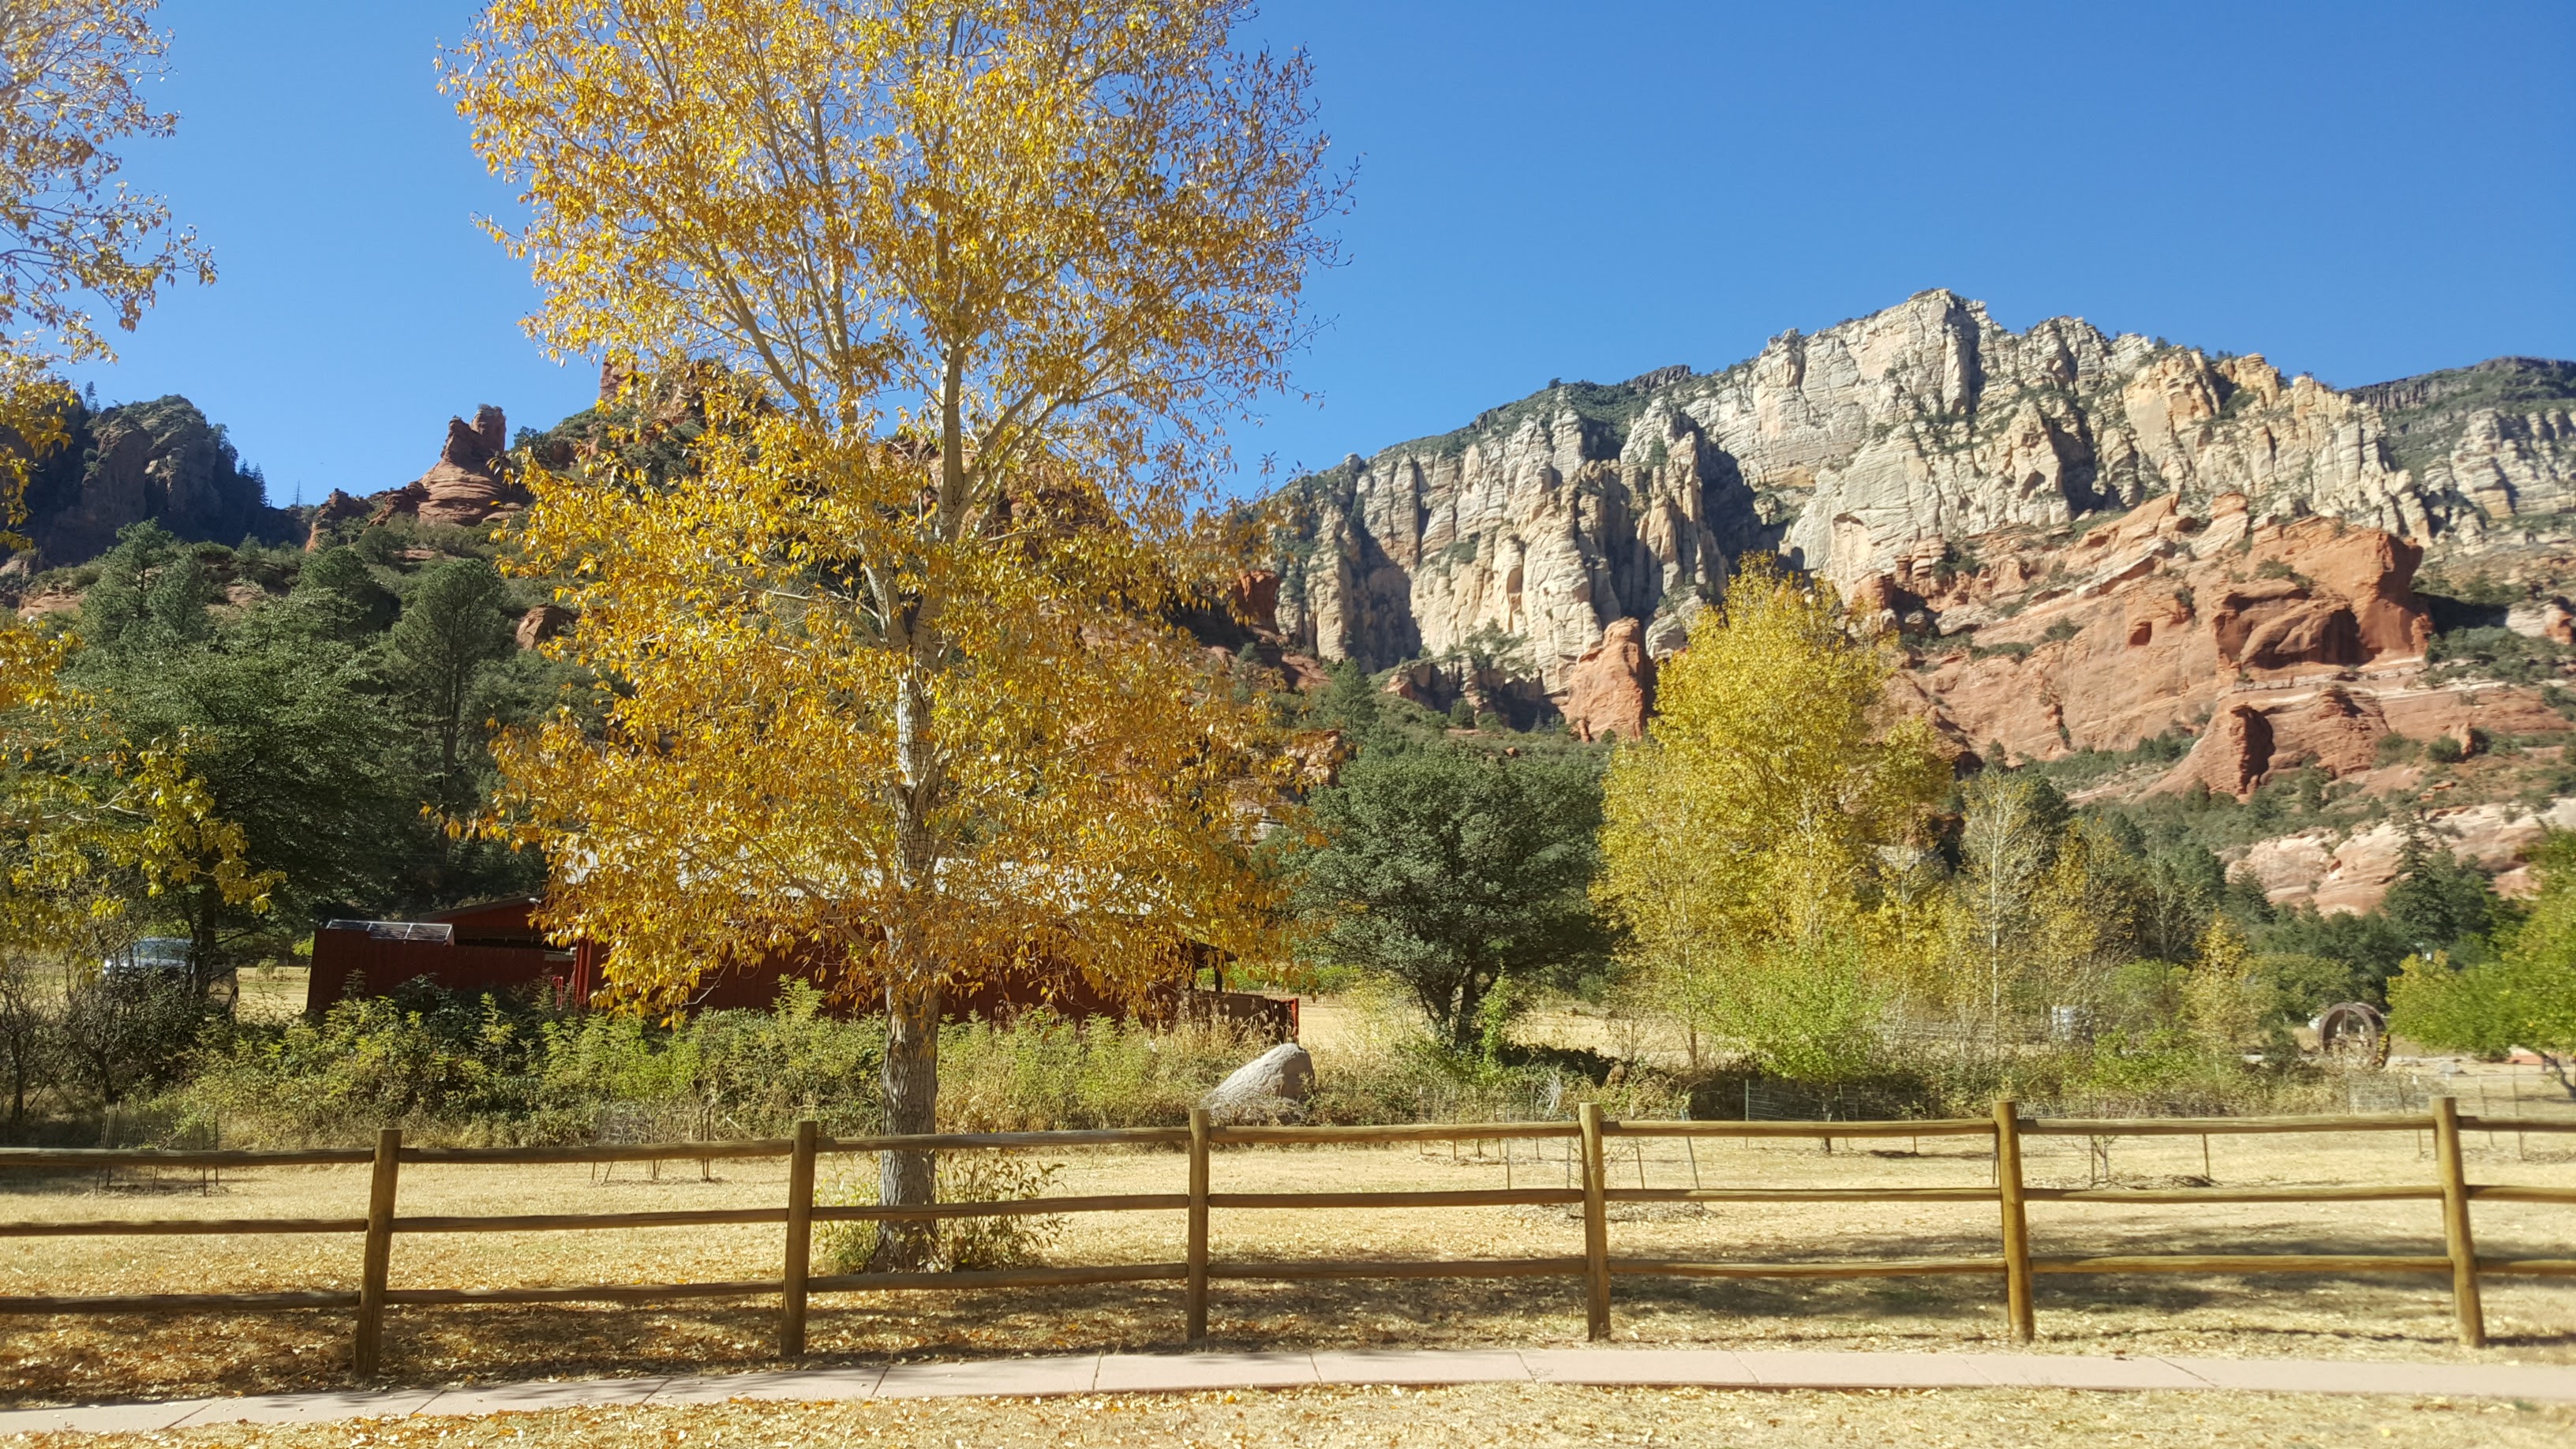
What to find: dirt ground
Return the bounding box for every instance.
[0,1117,2569,1406]
[13,1385,2576,1449]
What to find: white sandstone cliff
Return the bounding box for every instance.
[1269,290,2569,702]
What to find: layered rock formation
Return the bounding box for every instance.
[1266,291,2575,735]
[1876,484,2576,803]
[1890,494,2443,779]
[370,406,524,529]
[304,489,371,549]
[2350,358,2576,523]
[1271,372,1743,697]
[11,395,299,565]
[2237,799,2576,915]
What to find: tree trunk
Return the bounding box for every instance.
[186,886,222,1001]
[873,969,942,1269]
[872,653,945,1270]
[862,346,965,1272]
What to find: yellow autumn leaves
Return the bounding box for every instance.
[0,2,258,957]
[1594,556,1950,1080]
[0,622,273,961]
[445,3,1340,1085]
[1594,556,2290,1081]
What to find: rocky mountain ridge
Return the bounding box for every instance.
[6,396,301,566]
[0,395,535,575]
[1267,290,2576,710]
[1259,290,2576,913]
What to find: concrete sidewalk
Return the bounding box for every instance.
[5,1349,2573,1436]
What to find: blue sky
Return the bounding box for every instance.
[69,0,2576,507]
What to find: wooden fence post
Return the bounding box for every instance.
[353,1127,401,1376]
[1994,1100,2035,1344]
[2432,1096,2485,1347]
[780,1118,818,1358]
[1579,1103,1610,1341]
[1186,1106,1211,1343]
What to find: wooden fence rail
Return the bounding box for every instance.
[0,1100,2567,1371]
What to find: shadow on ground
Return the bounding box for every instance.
[6,1224,2571,1408]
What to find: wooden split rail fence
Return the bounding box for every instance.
[1,1100,2570,1373]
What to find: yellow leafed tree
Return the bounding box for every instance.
[0,626,272,962]
[1941,773,2147,1060]
[2185,914,2266,1052]
[0,2,252,953]
[1596,555,1949,1078]
[447,0,1341,1256]
[0,0,214,504]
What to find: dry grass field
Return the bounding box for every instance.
[227,967,309,1026]
[13,1385,2576,1449]
[1,1116,2569,1407]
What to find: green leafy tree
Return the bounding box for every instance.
[290,545,398,638]
[2391,833,2576,1097]
[1953,773,2071,1047]
[69,562,421,962]
[388,558,518,805]
[74,521,215,651]
[2130,843,2224,963]
[2252,953,2359,1023]
[2380,824,2497,961]
[2254,906,2415,1002]
[1307,661,1383,736]
[2247,822,2499,1006]
[1939,807,2148,1054]
[0,618,269,1001]
[1295,741,1612,1049]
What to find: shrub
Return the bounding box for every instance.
[933,1010,1260,1132]
[0,961,58,1130]
[176,987,554,1144]
[55,972,217,1109]
[2428,627,2570,686]
[541,980,885,1136]
[167,983,1271,1146]
[175,979,889,1146]
[817,1152,1066,1273]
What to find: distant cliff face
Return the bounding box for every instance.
[1266,290,2576,695]
[2,393,538,567]
[13,396,300,564]
[2347,357,2576,523]
[1270,365,1751,695]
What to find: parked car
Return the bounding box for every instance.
[99,937,238,1009]
[101,937,194,982]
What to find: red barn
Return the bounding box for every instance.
[305,897,1295,1039]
